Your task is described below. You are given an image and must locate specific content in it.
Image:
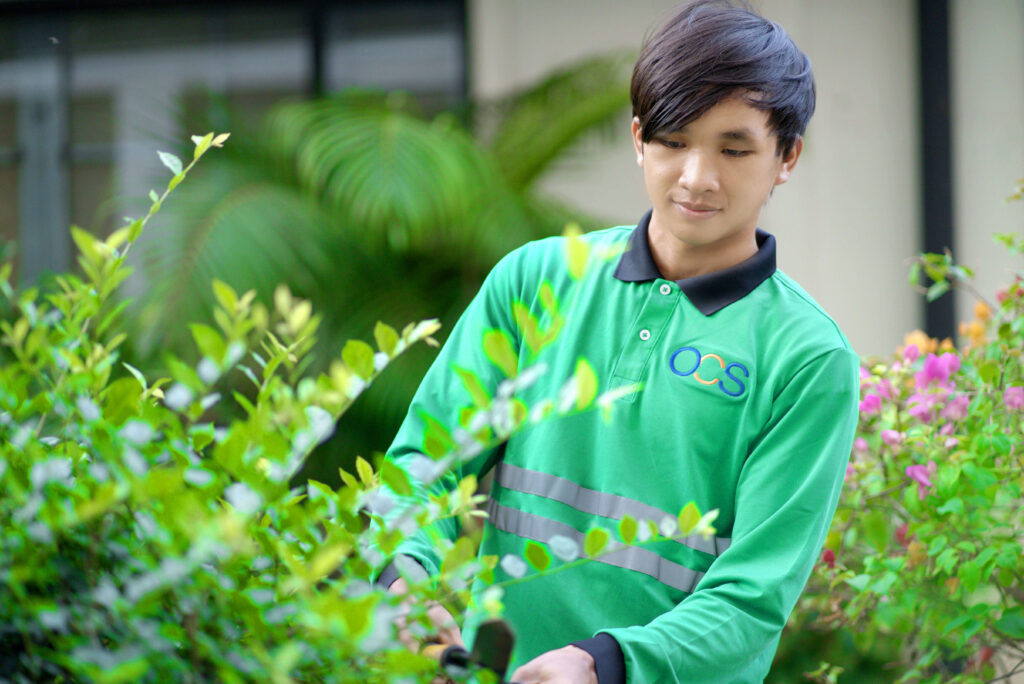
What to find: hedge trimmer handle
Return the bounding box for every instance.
[421,618,521,684]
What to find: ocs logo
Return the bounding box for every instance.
[668,347,749,397]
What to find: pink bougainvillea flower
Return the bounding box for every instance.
[853,437,868,455]
[859,393,882,415]
[904,343,920,364]
[905,460,937,500]
[914,352,961,390]
[939,422,955,436]
[821,549,836,569]
[941,393,970,421]
[881,429,904,448]
[907,399,934,423]
[1005,386,1024,411]
[845,462,855,481]
[945,437,960,448]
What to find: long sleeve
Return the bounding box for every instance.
[378,250,524,577]
[600,347,859,683]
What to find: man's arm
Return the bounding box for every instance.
[587,347,859,683]
[375,249,523,582]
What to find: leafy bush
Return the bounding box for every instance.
[0,134,715,683]
[789,191,1024,683]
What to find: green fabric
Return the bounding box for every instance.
[385,226,859,683]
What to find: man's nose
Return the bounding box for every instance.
[678,152,719,194]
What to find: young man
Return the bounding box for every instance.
[381,2,859,682]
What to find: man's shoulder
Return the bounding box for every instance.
[757,269,855,358]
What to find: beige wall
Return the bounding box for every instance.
[469,0,1024,358]
[951,0,1024,326]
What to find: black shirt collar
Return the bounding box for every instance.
[613,209,777,316]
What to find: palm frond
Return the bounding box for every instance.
[486,52,634,192]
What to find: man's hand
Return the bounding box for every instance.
[510,645,598,684]
[388,577,464,653]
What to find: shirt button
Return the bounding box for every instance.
[659,283,672,295]
[639,329,651,341]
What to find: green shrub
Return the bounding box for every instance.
[0,135,712,683]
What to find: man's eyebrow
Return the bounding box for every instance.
[718,128,758,142]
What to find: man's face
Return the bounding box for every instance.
[632,96,801,270]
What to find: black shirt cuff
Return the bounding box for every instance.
[376,554,428,589]
[571,633,625,684]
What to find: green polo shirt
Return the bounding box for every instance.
[383,211,859,683]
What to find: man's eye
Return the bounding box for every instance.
[658,138,683,149]
[723,148,750,157]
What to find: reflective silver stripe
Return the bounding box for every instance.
[495,463,731,556]
[486,499,703,594]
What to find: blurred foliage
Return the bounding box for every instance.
[124,54,634,481]
[0,140,706,681]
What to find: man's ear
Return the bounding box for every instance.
[631,117,644,166]
[774,136,803,186]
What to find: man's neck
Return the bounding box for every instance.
[647,221,758,281]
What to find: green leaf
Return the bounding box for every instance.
[454,366,491,409]
[936,497,963,516]
[190,323,226,363]
[525,541,551,572]
[574,358,598,410]
[420,412,455,458]
[513,302,542,355]
[978,360,999,384]
[677,502,701,536]
[157,150,183,176]
[373,321,399,356]
[483,328,518,378]
[381,460,413,496]
[70,226,101,265]
[996,607,1024,638]
[863,510,889,552]
[927,534,948,556]
[926,280,949,302]
[441,535,476,576]
[584,527,610,557]
[618,515,638,545]
[565,229,589,280]
[339,594,377,637]
[192,131,214,160]
[958,560,981,593]
[355,456,374,486]
[342,339,375,379]
[212,279,238,313]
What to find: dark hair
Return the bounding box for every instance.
[631,0,815,156]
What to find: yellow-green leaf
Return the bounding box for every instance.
[441,535,476,576]
[421,412,455,458]
[71,226,101,265]
[513,302,542,355]
[374,321,399,356]
[678,502,701,536]
[190,323,226,362]
[192,131,214,160]
[342,339,375,379]
[525,541,551,572]
[584,527,610,557]
[454,365,491,409]
[212,279,238,313]
[355,456,374,486]
[574,358,598,410]
[381,460,413,496]
[483,328,518,378]
[618,515,638,545]
[563,223,589,280]
[309,542,351,582]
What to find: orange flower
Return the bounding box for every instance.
[974,300,991,321]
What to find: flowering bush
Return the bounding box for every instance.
[790,215,1024,680]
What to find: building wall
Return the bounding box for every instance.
[469,0,1023,358]
[951,0,1024,327]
